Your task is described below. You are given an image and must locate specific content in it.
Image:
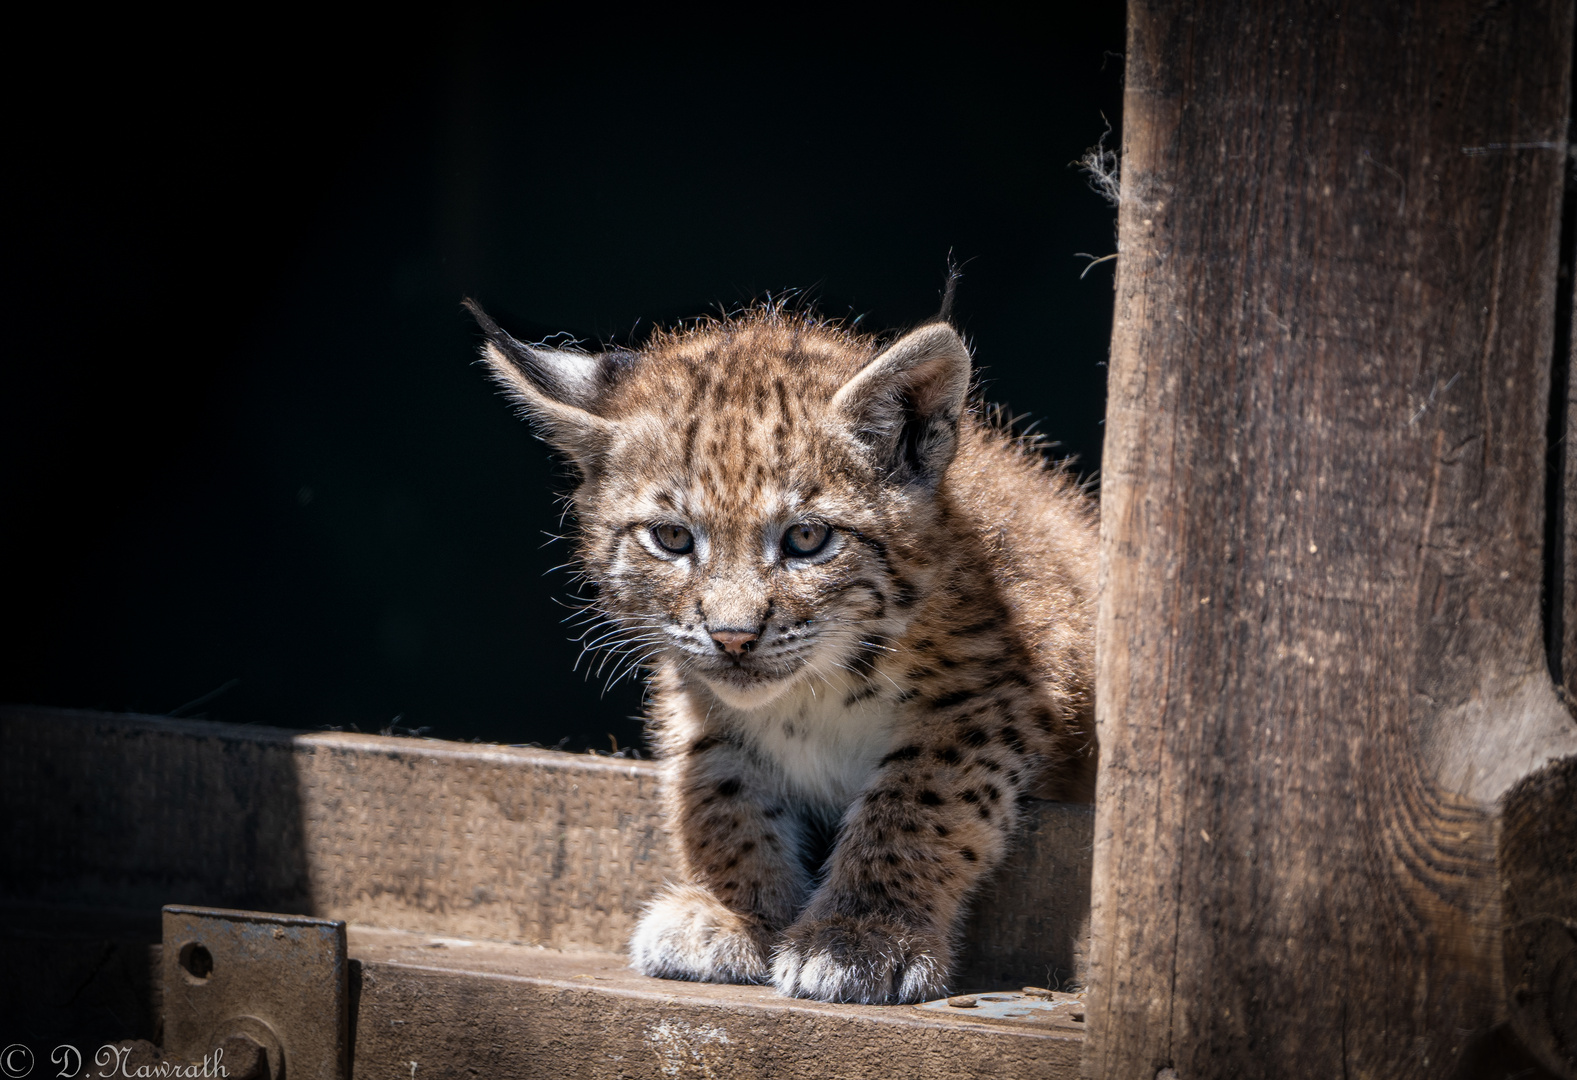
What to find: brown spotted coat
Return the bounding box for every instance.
[469,302,1097,1004]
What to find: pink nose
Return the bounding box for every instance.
[710,630,759,655]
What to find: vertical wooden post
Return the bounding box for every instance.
[1564,263,1577,703]
[1089,3,1577,1077]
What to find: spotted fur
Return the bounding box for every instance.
[469,301,1096,1004]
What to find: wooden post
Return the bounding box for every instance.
[1089,3,1577,1078]
[1564,259,1577,704]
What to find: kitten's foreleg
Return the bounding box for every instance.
[630,737,810,984]
[771,740,1022,1004]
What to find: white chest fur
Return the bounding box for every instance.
[734,669,901,810]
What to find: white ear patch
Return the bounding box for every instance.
[467,300,618,474]
[495,343,607,412]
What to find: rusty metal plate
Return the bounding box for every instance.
[915,988,1087,1031]
[162,905,347,1080]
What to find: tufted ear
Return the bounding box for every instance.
[465,299,621,474]
[831,322,972,487]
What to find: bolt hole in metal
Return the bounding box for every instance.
[163,906,345,1080]
[179,942,214,981]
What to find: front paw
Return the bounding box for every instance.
[629,884,772,984]
[771,913,949,1004]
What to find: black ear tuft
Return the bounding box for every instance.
[464,298,614,412]
[937,252,962,326]
[462,296,508,342]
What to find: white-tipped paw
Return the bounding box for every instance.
[771,913,948,1004]
[629,884,772,985]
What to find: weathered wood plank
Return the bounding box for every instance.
[346,929,1084,1080]
[1090,1,1577,1076]
[0,706,1090,988]
[0,707,672,952]
[0,918,1086,1079]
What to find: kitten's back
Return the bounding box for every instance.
[948,418,1100,795]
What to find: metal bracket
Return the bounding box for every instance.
[162,905,348,1080]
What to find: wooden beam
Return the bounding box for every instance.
[0,706,1092,990]
[346,929,1085,1080]
[1089,2,1577,1076]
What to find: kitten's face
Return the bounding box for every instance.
[580,406,916,710]
[469,305,971,712]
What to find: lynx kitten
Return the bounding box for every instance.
[469,299,1096,1004]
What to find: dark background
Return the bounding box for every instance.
[1,8,1124,752]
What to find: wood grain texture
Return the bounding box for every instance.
[1566,267,1576,703]
[1089,2,1577,1077]
[346,931,1085,1080]
[1499,758,1577,1073]
[0,707,674,951]
[0,706,1092,986]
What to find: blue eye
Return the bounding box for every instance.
[782,522,830,557]
[652,523,694,554]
